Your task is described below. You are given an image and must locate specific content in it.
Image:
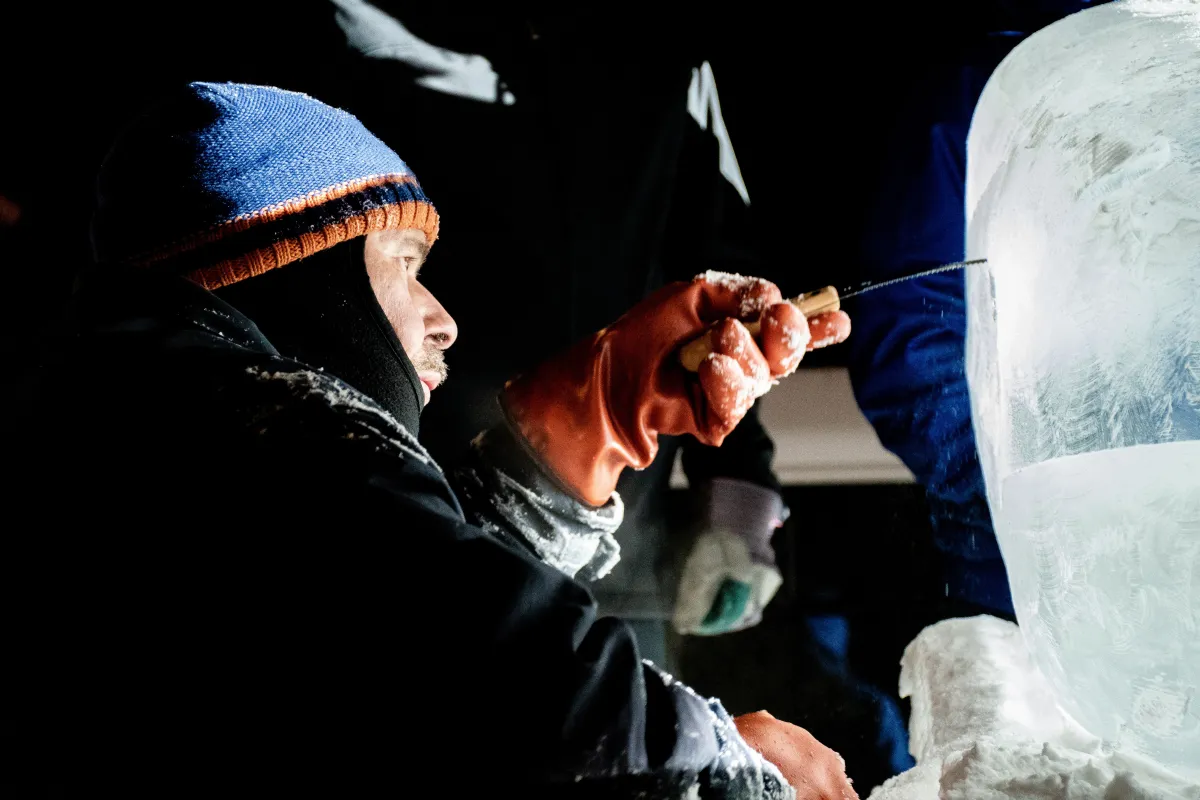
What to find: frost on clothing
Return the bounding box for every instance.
[697,270,776,319]
[690,270,800,408]
[868,617,1200,800]
[455,425,624,581]
[246,366,437,467]
[649,662,795,800]
[762,310,809,375]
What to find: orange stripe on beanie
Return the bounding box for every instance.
[92,82,439,288]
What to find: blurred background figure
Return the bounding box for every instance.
[678,0,1103,790]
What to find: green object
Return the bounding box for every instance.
[698,578,752,634]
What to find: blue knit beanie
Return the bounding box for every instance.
[92,82,439,290]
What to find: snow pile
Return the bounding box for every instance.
[868,617,1200,800]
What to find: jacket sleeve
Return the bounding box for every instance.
[845,61,1012,612]
[12,339,791,798]
[349,425,794,798]
[451,423,624,582]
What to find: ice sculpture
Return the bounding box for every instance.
[965,0,1200,778]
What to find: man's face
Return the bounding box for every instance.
[364,228,457,406]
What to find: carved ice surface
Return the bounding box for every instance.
[965,0,1200,779]
[868,617,1200,800]
[997,445,1200,770]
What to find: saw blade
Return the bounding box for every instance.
[838,259,987,300]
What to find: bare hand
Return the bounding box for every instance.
[734,710,859,800]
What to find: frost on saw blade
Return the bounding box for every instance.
[964,0,1200,780]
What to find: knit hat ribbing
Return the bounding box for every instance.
[92,82,439,290]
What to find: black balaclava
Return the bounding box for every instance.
[216,237,425,435]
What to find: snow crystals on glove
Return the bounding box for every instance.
[696,270,776,317]
[703,352,759,420]
[763,311,809,376]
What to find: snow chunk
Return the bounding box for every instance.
[868,617,1200,800]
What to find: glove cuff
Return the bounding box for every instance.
[501,331,655,507]
[457,423,624,581]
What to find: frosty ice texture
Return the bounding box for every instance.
[998,445,1200,770]
[964,1,1200,777]
[869,617,1200,800]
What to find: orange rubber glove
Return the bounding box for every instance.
[735,711,859,800]
[502,272,851,507]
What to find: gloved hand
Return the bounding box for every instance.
[502,271,851,506]
[735,711,859,800]
[673,477,787,635]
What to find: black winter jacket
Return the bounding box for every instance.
[7,268,791,799]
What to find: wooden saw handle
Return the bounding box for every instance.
[678,286,841,373]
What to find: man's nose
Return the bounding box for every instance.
[423,290,458,350]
